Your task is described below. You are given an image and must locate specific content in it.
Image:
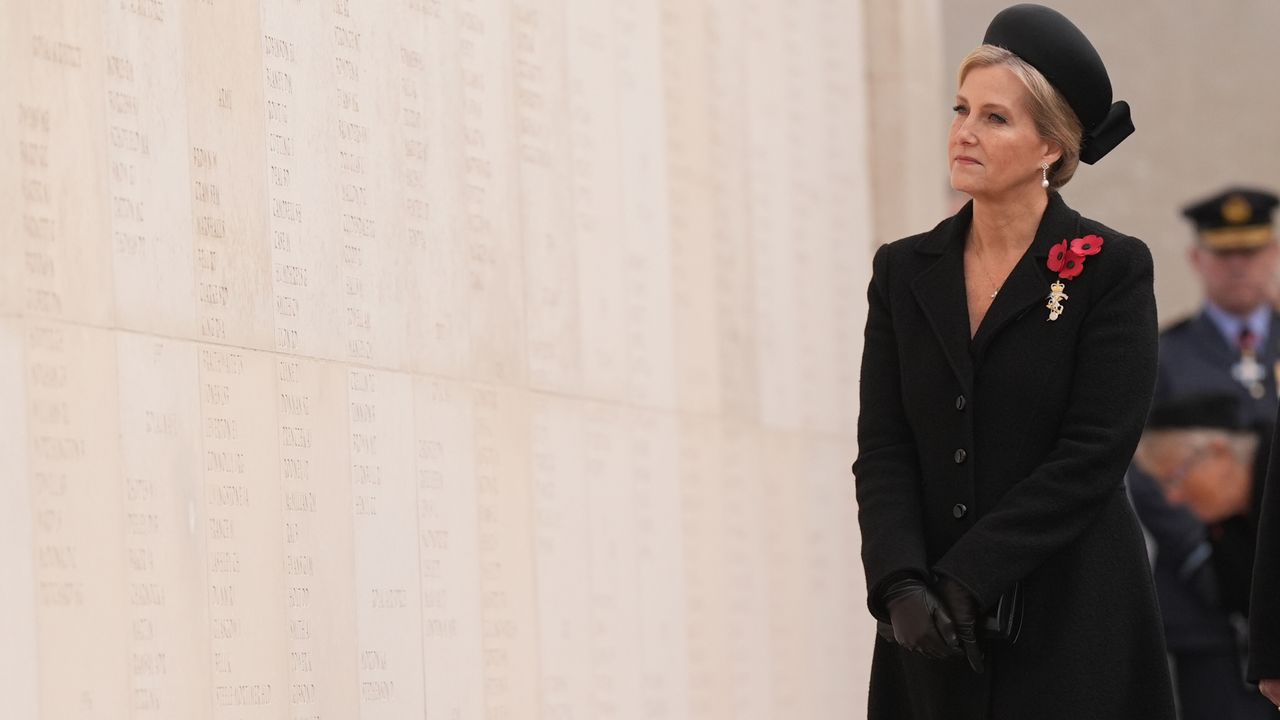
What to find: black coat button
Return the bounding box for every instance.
[954,449,967,464]
[953,503,968,519]
[955,395,966,411]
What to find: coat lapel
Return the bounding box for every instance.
[971,194,1081,363]
[910,205,975,392]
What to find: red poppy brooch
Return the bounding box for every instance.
[1045,234,1103,320]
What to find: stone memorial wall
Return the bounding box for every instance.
[0,0,875,717]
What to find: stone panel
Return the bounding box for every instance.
[1,2,879,717]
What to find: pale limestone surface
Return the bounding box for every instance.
[0,321,38,719]
[1,0,875,718]
[862,0,949,248]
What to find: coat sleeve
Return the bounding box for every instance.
[933,238,1159,609]
[853,243,930,617]
[1249,419,1280,682]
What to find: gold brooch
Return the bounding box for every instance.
[1046,281,1068,321]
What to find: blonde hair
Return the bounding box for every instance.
[958,45,1083,192]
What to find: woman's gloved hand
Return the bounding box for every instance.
[936,574,985,673]
[882,577,961,659]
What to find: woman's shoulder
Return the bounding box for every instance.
[1075,214,1154,275]
[875,213,964,261]
[874,231,929,260]
[1080,212,1152,254]
[871,231,939,287]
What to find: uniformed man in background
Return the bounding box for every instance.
[1129,187,1280,719]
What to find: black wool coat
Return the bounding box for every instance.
[853,195,1176,720]
[1251,420,1280,683]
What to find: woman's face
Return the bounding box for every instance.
[949,64,1058,200]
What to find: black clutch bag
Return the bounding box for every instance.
[876,581,1024,645]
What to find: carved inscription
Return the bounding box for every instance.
[416,379,482,716]
[28,326,82,611]
[190,144,228,340]
[276,356,320,717]
[200,347,278,716]
[334,5,374,362]
[19,99,61,316]
[350,369,424,717]
[261,22,306,355]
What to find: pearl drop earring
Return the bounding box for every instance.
[1041,163,1050,189]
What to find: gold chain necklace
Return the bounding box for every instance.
[972,241,1002,299]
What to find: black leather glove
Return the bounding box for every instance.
[936,575,984,673]
[882,577,960,659]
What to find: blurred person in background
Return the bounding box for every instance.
[1128,188,1280,720]
[852,4,1174,718]
[1135,394,1272,714]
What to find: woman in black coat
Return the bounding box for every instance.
[852,5,1176,719]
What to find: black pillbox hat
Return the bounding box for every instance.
[983,3,1133,164]
[1181,187,1279,251]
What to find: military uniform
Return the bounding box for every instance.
[1129,188,1280,719]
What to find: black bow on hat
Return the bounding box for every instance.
[983,4,1134,164]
